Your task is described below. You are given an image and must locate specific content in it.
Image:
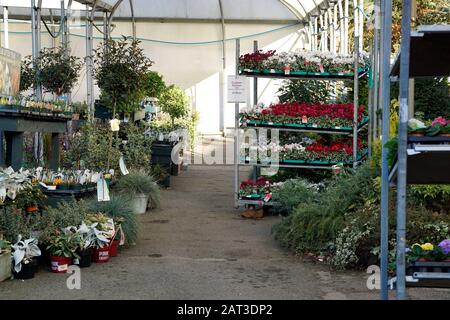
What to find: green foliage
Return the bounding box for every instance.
[143,71,166,98]
[114,171,161,208]
[46,230,80,258]
[38,199,90,244]
[370,138,382,171]
[14,185,47,208]
[36,47,82,96]
[121,123,153,171]
[20,56,34,92]
[272,179,316,213]
[278,80,332,103]
[273,164,378,253]
[94,37,154,114]
[391,78,450,121]
[87,194,138,245]
[384,137,398,167]
[0,206,39,242]
[176,111,200,151]
[62,123,122,171]
[159,85,189,124]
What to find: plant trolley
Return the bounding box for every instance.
[233,38,370,208]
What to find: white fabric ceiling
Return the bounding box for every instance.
[0,0,331,22]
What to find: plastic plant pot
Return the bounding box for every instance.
[109,240,120,257]
[25,205,38,213]
[0,253,12,282]
[92,247,110,263]
[133,194,149,215]
[76,249,93,268]
[50,256,71,273]
[13,259,37,280]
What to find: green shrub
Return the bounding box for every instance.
[159,85,189,125]
[272,179,317,214]
[87,194,138,245]
[121,123,153,171]
[38,199,90,244]
[143,71,166,98]
[0,206,38,242]
[272,164,378,253]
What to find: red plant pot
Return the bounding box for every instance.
[50,256,72,273]
[25,205,38,213]
[109,240,120,257]
[92,246,110,263]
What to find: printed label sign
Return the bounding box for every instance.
[227,76,246,103]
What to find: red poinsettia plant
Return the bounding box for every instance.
[240,102,366,128]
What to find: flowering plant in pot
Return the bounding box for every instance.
[14,185,47,213]
[407,242,449,263]
[46,230,79,273]
[11,235,41,279]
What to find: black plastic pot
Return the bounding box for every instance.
[13,259,37,280]
[77,248,93,268]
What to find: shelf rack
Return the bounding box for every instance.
[378,20,450,299]
[233,38,368,208]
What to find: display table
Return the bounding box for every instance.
[0,108,70,170]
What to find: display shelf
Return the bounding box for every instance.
[390,25,450,78]
[239,67,368,81]
[389,136,450,185]
[237,199,277,207]
[0,106,72,120]
[241,116,369,135]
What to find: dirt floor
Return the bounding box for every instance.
[0,164,449,300]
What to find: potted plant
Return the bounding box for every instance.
[15,185,47,213]
[85,213,114,263]
[36,46,82,98]
[114,171,161,214]
[46,230,78,273]
[0,238,11,282]
[158,85,189,127]
[11,236,41,280]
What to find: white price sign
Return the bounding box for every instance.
[227,76,246,103]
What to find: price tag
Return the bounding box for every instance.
[302,116,308,124]
[264,193,272,202]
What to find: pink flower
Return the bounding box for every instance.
[432,116,447,126]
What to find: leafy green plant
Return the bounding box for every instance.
[159,85,189,126]
[94,37,154,115]
[272,179,317,214]
[121,123,153,171]
[46,230,79,258]
[143,71,166,98]
[0,238,10,255]
[384,137,398,167]
[0,206,39,242]
[62,123,122,171]
[13,185,47,208]
[36,47,82,96]
[151,164,169,183]
[114,171,161,208]
[87,194,138,245]
[20,56,35,92]
[278,80,332,104]
[38,199,91,244]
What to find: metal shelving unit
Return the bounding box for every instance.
[377,5,450,298]
[233,38,368,208]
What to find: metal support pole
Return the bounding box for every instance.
[379,0,393,301]
[3,6,9,48]
[129,0,136,40]
[86,8,94,120]
[218,0,226,133]
[31,0,42,101]
[60,1,66,49]
[373,0,380,141]
[344,0,349,54]
[338,0,344,54]
[353,35,359,168]
[359,0,364,52]
[234,38,240,208]
[395,0,412,301]
[253,40,259,182]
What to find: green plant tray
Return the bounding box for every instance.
[240,194,262,200]
[242,116,369,132]
[262,69,284,74]
[283,159,306,164]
